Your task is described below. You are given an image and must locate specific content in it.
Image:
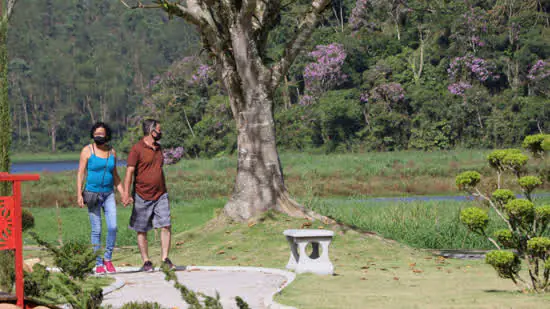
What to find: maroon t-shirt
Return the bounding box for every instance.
[127,139,167,201]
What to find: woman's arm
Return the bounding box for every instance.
[77,146,90,208]
[112,149,125,196]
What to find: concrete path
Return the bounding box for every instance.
[102,267,295,309]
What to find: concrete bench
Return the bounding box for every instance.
[283,229,334,275]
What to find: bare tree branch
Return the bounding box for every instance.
[6,0,19,21]
[270,0,331,90]
[252,0,282,57]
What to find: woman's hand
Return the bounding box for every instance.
[78,193,85,208]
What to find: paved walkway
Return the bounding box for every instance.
[102,267,294,309]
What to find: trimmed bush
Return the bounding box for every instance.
[491,189,515,207]
[522,134,549,157]
[527,237,550,257]
[460,207,489,234]
[501,152,528,172]
[494,229,514,248]
[536,205,550,226]
[456,171,481,190]
[485,250,521,279]
[518,176,542,193]
[504,199,535,222]
[487,149,521,170]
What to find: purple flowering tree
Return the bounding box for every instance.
[528,60,550,97]
[301,43,347,105]
[163,147,185,165]
[447,54,499,97]
[452,7,489,53]
[191,64,214,88]
[360,82,406,126]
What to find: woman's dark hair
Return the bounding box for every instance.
[90,122,112,141]
[142,119,159,136]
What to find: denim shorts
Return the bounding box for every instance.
[129,193,171,233]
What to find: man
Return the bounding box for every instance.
[123,119,175,272]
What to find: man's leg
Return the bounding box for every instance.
[160,226,171,261]
[129,193,154,269]
[137,232,150,263]
[152,193,174,266]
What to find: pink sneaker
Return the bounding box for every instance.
[104,260,117,273]
[95,265,106,275]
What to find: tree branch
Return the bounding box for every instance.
[6,0,19,21]
[252,0,282,58]
[270,0,331,90]
[474,188,515,233]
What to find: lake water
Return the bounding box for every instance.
[11,160,127,173]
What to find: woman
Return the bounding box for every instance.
[77,122,125,274]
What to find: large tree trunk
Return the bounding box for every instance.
[224,87,305,221]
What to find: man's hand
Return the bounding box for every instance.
[78,194,85,208]
[122,194,134,208]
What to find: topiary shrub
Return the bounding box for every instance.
[536,205,550,227]
[494,229,515,248]
[460,207,489,234]
[518,176,543,197]
[523,134,550,158]
[456,171,481,191]
[485,250,521,280]
[527,237,550,258]
[491,189,515,208]
[504,199,535,225]
[456,135,550,292]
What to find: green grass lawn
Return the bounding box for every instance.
[107,212,550,309]
[24,199,225,247]
[24,198,550,308]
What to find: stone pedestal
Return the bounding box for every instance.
[283,229,334,275]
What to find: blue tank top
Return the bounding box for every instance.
[85,146,115,193]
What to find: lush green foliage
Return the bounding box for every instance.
[7,1,550,156]
[24,264,52,297]
[30,232,96,280]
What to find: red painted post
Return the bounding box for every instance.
[0,173,40,309]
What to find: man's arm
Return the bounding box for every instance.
[123,166,135,207]
[124,146,139,206]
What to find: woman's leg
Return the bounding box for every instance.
[102,192,118,262]
[88,203,103,266]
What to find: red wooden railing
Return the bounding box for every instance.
[0,173,40,308]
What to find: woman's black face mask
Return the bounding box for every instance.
[94,136,107,145]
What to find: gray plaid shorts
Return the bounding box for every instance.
[129,193,171,233]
